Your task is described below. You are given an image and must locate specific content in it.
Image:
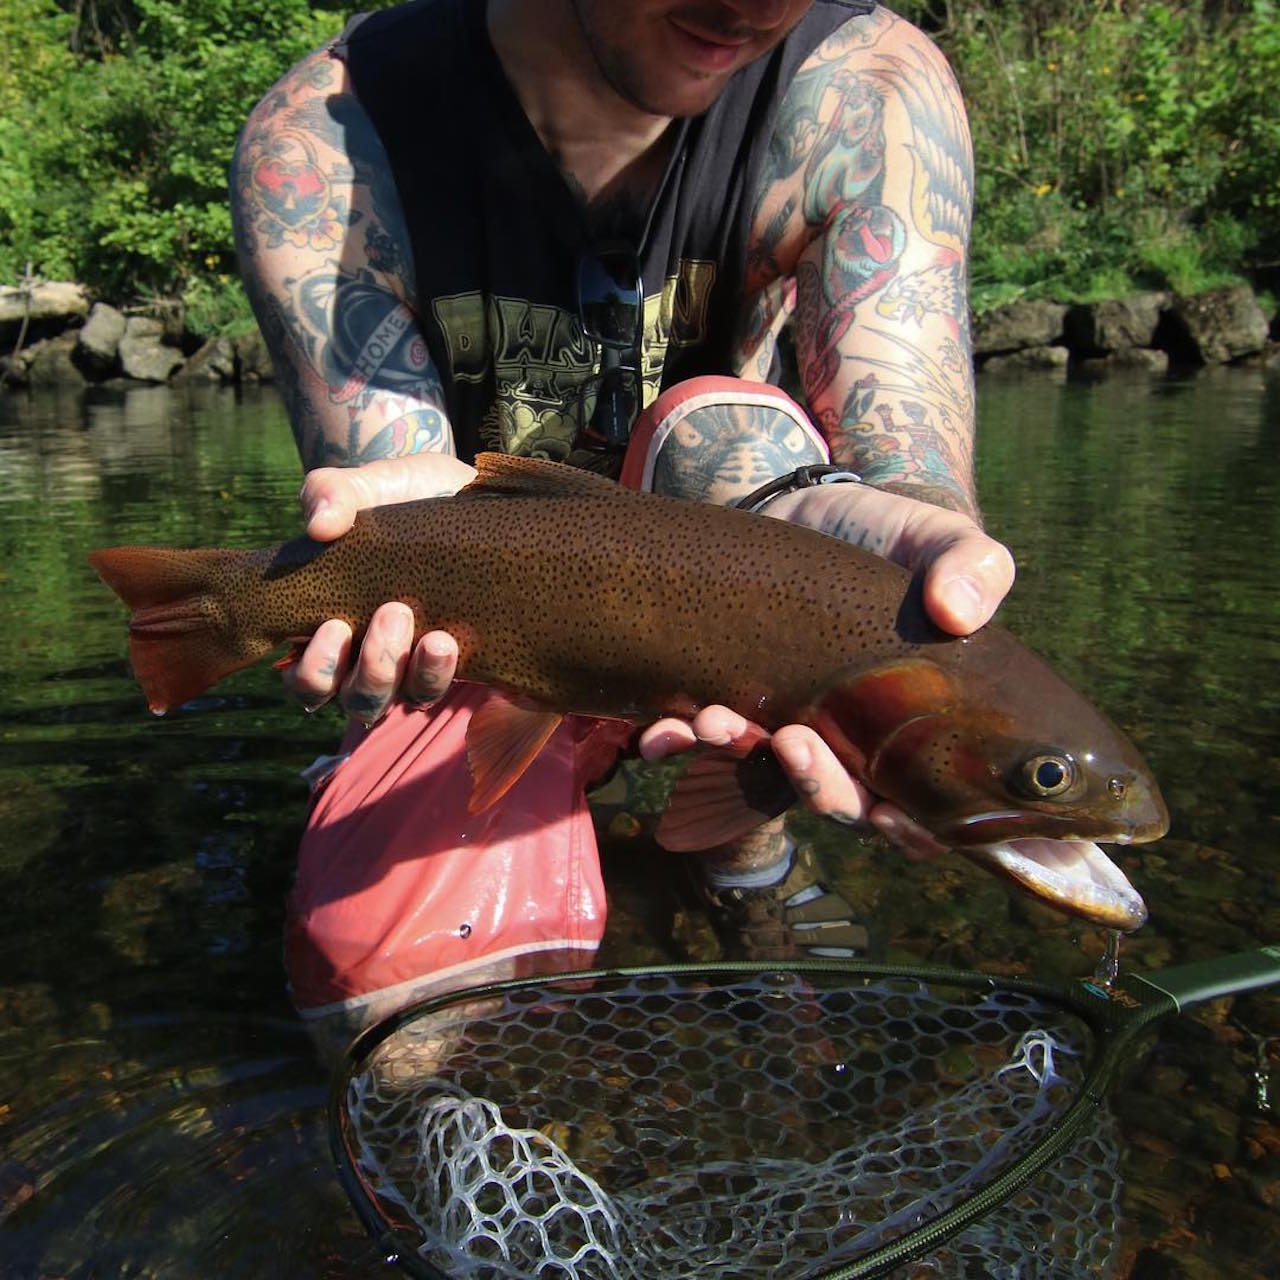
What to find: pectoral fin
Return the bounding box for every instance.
[656,732,795,852]
[465,698,565,813]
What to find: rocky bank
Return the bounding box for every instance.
[0,287,275,391]
[1,280,1276,393]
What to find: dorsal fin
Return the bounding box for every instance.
[462,452,620,498]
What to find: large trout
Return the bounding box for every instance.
[90,453,1167,930]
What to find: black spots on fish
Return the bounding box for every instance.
[920,731,960,783]
[280,484,928,723]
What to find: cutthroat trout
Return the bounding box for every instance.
[90,453,1167,930]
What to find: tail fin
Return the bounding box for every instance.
[89,545,271,714]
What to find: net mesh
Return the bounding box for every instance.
[339,970,1124,1279]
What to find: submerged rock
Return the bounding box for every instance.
[74,302,127,379]
[980,344,1070,374]
[0,280,89,348]
[15,333,84,388]
[1066,293,1169,355]
[176,335,237,383]
[1077,347,1171,376]
[234,331,276,382]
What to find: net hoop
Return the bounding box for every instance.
[330,958,1173,1278]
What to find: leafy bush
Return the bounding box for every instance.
[0,0,346,295]
[902,0,1280,306]
[1,0,1276,323]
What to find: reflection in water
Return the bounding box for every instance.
[0,377,1276,1278]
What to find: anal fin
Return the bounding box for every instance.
[271,640,310,672]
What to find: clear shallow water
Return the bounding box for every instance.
[0,374,1276,1277]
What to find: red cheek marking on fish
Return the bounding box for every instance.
[808,659,957,779]
[803,707,867,780]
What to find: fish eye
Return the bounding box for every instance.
[1016,752,1076,798]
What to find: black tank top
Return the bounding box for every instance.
[335,0,872,463]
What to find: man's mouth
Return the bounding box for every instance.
[666,16,752,72]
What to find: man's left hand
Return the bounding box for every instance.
[638,482,1016,858]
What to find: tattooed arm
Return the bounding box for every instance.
[232,47,454,469]
[655,11,1014,843]
[231,47,472,718]
[741,8,980,517]
[730,9,1014,632]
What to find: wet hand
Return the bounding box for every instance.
[284,609,460,724]
[299,454,477,541]
[764,480,1015,634]
[638,483,1012,858]
[638,708,949,861]
[285,456,471,720]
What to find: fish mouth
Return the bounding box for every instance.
[961,837,1148,931]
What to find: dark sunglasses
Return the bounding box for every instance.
[575,243,645,451]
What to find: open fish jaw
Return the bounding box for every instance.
[964,836,1148,931]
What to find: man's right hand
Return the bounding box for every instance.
[284,455,472,723]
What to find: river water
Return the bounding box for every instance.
[0,371,1276,1277]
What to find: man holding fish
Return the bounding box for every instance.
[209,0,1075,1045]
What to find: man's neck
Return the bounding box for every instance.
[486,0,675,212]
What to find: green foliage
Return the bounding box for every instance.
[902,0,1280,307]
[1,0,1277,324]
[0,0,347,294]
[180,273,257,340]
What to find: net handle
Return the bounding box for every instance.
[1126,945,1280,1010]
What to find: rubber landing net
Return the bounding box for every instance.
[330,953,1278,1279]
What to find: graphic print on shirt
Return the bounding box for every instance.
[430,259,717,459]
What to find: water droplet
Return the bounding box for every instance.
[1093,930,1122,988]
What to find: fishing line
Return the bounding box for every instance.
[330,949,1278,1279]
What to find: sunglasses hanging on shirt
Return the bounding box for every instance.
[575,242,645,451]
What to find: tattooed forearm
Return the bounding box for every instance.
[650,401,825,505]
[818,329,977,519]
[230,47,454,470]
[249,285,330,471]
[283,265,450,464]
